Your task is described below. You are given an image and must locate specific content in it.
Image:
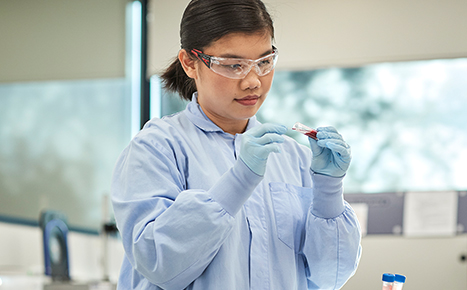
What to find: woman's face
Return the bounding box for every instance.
[191,32,275,134]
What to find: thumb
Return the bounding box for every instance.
[308,136,321,155]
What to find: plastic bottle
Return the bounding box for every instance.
[393,274,406,290]
[382,273,395,290]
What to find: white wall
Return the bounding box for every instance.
[267,0,467,69]
[0,0,128,83]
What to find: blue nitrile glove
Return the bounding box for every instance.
[239,123,287,176]
[308,126,351,177]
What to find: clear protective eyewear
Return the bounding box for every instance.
[190,46,278,79]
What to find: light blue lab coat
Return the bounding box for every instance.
[111,94,361,290]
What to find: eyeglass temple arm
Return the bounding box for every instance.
[191,49,211,68]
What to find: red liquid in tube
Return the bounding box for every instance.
[292,122,318,140]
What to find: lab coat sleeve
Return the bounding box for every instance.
[303,173,362,290]
[111,135,262,289]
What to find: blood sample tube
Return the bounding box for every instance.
[382,273,395,290]
[291,122,318,140]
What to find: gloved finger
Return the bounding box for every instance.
[255,133,285,146]
[247,123,287,137]
[308,137,324,155]
[317,138,349,150]
[323,141,351,159]
[244,142,282,162]
[316,131,343,141]
[262,143,282,155]
[317,126,339,134]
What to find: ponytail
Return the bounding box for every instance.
[160,57,197,101]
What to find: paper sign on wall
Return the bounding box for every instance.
[403,191,458,237]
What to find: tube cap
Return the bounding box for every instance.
[382,273,395,282]
[395,274,406,283]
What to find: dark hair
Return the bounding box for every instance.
[160,0,274,101]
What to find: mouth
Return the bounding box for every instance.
[235,95,260,106]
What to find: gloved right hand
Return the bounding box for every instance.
[239,123,287,176]
[308,126,351,177]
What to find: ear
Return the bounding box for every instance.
[178,49,198,79]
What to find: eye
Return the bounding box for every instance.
[222,63,243,71]
[258,59,271,67]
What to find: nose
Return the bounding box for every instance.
[240,66,261,90]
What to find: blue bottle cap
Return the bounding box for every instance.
[395,274,406,283]
[382,273,395,282]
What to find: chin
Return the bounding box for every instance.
[241,107,260,117]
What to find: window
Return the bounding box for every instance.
[0,78,131,231]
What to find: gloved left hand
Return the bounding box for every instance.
[308,126,351,177]
[239,123,287,176]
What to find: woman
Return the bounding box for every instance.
[111,0,361,289]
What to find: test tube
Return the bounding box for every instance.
[393,274,406,290]
[291,122,318,140]
[382,273,395,290]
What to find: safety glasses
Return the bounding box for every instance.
[190,46,278,79]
